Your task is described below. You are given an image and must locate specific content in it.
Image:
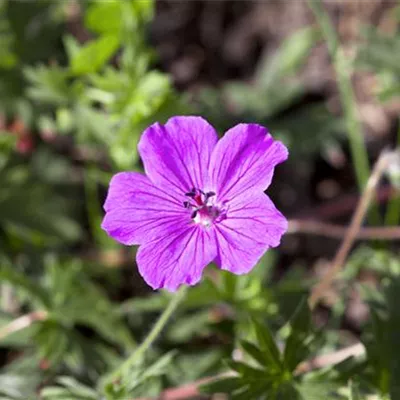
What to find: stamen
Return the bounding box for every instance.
[205,191,215,200]
[183,187,225,227]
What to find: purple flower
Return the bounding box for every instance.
[102,116,288,291]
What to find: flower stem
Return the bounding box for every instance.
[105,285,188,386]
[307,0,380,224]
[306,0,369,187]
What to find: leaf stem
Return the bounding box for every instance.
[105,285,188,386]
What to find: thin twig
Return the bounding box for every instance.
[134,373,231,400]
[288,220,400,240]
[157,375,229,400]
[82,249,133,268]
[309,150,394,309]
[294,342,365,375]
[0,310,48,341]
[296,185,393,220]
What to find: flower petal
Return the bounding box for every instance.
[209,124,288,201]
[136,225,217,291]
[101,172,187,246]
[214,194,287,274]
[138,116,218,195]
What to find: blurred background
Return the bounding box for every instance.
[0,0,399,399]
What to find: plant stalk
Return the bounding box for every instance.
[105,285,188,386]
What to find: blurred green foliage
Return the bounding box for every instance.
[23,0,187,170]
[357,21,400,103]
[197,25,345,159]
[0,0,399,399]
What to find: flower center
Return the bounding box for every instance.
[183,188,226,227]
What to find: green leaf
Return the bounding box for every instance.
[63,35,81,61]
[220,25,320,122]
[41,383,98,400]
[275,382,302,400]
[24,65,71,105]
[73,103,112,144]
[45,259,135,350]
[357,26,400,75]
[221,272,238,300]
[109,351,177,397]
[240,340,269,369]
[167,310,210,342]
[119,278,221,315]
[70,35,120,75]
[283,299,314,372]
[0,311,38,347]
[200,377,243,395]
[230,384,267,400]
[251,318,282,370]
[0,170,82,244]
[256,26,320,88]
[140,351,177,380]
[386,277,400,399]
[85,1,122,35]
[0,374,40,399]
[225,360,265,380]
[0,262,49,308]
[296,379,339,400]
[360,274,400,394]
[51,377,98,399]
[170,350,223,384]
[348,381,362,400]
[35,321,70,367]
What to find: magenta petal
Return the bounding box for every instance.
[214,194,287,274]
[136,225,217,291]
[209,124,288,201]
[102,117,289,291]
[101,172,186,246]
[138,116,218,195]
